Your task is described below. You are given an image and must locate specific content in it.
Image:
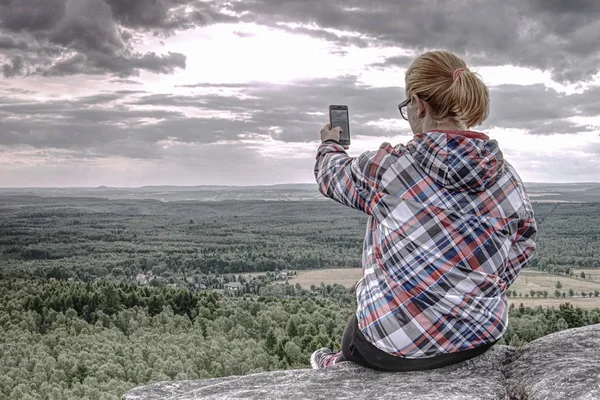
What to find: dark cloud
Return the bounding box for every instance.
[39,51,186,77]
[76,93,124,105]
[3,0,599,83]
[49,0,122,54]
[0,86,259,160]
[530,0,600,14]
[483,84,600,133]
[103,0,179,29]
[0,34,28,50]
[4,75,596,168]
[114,90,147,95]
[104,0,233,30]
[271,24,371,48]
[0,87,36,96]
[2,76,597,162]
[222,0,600,84]
[1,74,598,185]
[110,78,143,85]
[527,119,594,135]
[130,76,410,141]
[1,55,24,77]
[128,52,186,73]
[0,76,407,162]
[0,0,228,78]
[0,0,67,32]
[370,55,413,69]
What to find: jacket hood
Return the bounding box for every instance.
[408,131,505,193]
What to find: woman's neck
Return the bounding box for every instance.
[422,122,464,132]
[420,115,464,132]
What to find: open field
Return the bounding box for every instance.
[289,268,600,309]
[507,297,600,309]
[288,268,362,288]
[510,270,600,294]
[573,269,600,282]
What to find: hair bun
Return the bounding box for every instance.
[405,51,490,129]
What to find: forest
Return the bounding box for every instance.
[2,277,599,399]
[1,197,598,283]
[0,196,599,399]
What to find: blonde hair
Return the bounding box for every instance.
[405,51,489,129]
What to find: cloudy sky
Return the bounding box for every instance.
[1,0,599,187]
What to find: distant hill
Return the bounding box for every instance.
[0,182,598,202]
[523,182,600,203]
[0,184,323,202]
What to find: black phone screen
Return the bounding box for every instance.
[330,108,350,143]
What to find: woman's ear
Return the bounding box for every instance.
[411,94,424,117]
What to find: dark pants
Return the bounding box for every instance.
[338,314,496,372]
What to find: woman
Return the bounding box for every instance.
[311,50,537,371]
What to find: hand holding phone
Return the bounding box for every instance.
[329,105,350,146]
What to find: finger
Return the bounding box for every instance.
[324,123,331,130]
[332,126,343,133]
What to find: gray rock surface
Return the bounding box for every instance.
[505,324,600,400]
[125,324,600,400]
[125,346,512,400]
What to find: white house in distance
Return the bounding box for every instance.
[224,282,243,295]
[276,270,292,280]
[135,273,154,285]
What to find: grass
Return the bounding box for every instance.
[288,268,361,289]
[511,270,600,294]
[573,269,600,282]
[508,297,600,309]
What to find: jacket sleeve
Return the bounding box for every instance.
[503,216,537,288]
[314,142,395,215]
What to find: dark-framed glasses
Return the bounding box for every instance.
[398,98,410,121]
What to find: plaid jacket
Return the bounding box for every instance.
[314,130,537,358]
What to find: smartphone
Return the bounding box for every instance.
[329,105,350,146]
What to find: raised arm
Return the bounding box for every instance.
[314,139,399,215]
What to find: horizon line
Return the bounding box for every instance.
[1,181,599,190]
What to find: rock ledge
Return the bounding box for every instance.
[125,324,600,400]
